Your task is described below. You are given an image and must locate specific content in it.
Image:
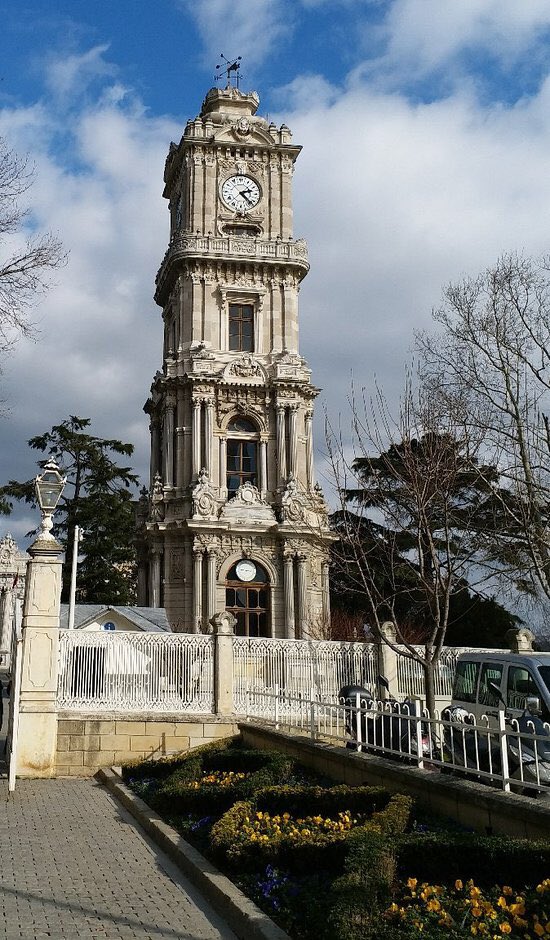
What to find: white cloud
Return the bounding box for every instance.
[179,0,293,70]
[365,0,550,86]
[44,44,116,101]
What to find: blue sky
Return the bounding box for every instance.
[3,0,550,544]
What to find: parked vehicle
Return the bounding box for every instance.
[443,680,550,796]
[339,677,431,760]
[451,651,550,726]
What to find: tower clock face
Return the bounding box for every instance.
[221,175,261,212]
[235,560,257,582]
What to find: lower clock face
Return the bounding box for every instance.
[235,560,257,582]
[221,175,260,212]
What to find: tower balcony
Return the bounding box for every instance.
[155,233,309,302]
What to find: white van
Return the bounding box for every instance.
[451,651,550,725]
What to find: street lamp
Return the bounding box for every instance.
[34,458,66,543]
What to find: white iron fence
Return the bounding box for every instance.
[233,636,378,714]
[245,688,550,797]
[57,631,215,712]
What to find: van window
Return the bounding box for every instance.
[478,663,503,708]
[453,660,479,703]
[507,666,540,711]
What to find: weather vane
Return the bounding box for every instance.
[215,53,242,89]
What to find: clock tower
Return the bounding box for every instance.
[137,79,333,637]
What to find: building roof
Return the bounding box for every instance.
[59,605,171,632]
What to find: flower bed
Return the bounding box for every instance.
[123,736,550,940]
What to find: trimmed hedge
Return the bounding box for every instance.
[210,786,411,873]
[397,831,550,889]
[121,736,236,785]
[139,743,300,817]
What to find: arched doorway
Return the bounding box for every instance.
[225,560,270,637]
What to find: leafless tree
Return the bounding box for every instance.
[327,376,497,716]
[417,253,550,604]
[0,138,65,358]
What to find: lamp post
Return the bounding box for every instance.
[34,458,66,545]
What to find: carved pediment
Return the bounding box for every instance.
[220,482,276,525]
[224,355,266,383]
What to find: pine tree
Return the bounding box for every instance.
[1,416,138,604]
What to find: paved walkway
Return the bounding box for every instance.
[0,776,237,940]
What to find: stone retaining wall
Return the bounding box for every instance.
[240,724,550,842]
[56,714,238,776]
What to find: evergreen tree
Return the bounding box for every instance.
[1,416,138,604]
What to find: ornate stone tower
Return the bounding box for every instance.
[138,81,333,636]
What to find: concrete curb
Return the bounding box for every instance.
[96,767,290,940]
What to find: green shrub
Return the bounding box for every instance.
[210,787,411,874]
[121,736,236,785]
[328,828,398,940]
[397,831,550,889]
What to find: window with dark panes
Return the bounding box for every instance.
[478,662,503,707]
[225,561,270,637]
[226,416,258,497]
[453,660,479,704]
[507,666,547,717]
[229,303,254,352]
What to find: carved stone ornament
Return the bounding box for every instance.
[170,551,184,579]
[150,472,165,522]
[220,482,276,525]
[235,118,251,137]
[0,534,18,564]
[191,468,218,520]
[281,475,307,523]
[229,354,262,378]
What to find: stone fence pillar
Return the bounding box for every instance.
[376,620,399,700]
[210,610,235,715]
[17,534,63,777]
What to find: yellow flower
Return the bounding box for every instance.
[455,880,464,892]
[472,906,483,918]
[502,886,513,896]
[426,899,441,912]
[534,924,545,937]
[497,897,507,909]
[407,878,418,890]
[498,925,511,935]
[470,886,482,899]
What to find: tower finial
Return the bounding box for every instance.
[214,53,242,89]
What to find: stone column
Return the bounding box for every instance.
[321,559,330,632]
[137,564,148,607]
[149,418,161,487]
[276,405,287,486]
[210,610,236,716]
[192,399,202,479]
[296,554,308,640]
[206,548,217,625]
[164,399,175,489]
[288,405,298,478]
[377,621,399,701]
[17,534,63,778]
[0,587,13,659]
[219,437,227,498]
[149,547,162,608]
[204,399,214,476]
[305,409,314,489]
[192,549,203,633]
[283,553,296,639]
[175,392,186,490]
[260,438,268,497]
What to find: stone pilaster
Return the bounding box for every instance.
[17,536,63,778]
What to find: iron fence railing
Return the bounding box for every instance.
[57,630,215,712]
[245,688,550,797]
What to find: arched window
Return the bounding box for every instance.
[225,560,270,637]
[226,416,258,497]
